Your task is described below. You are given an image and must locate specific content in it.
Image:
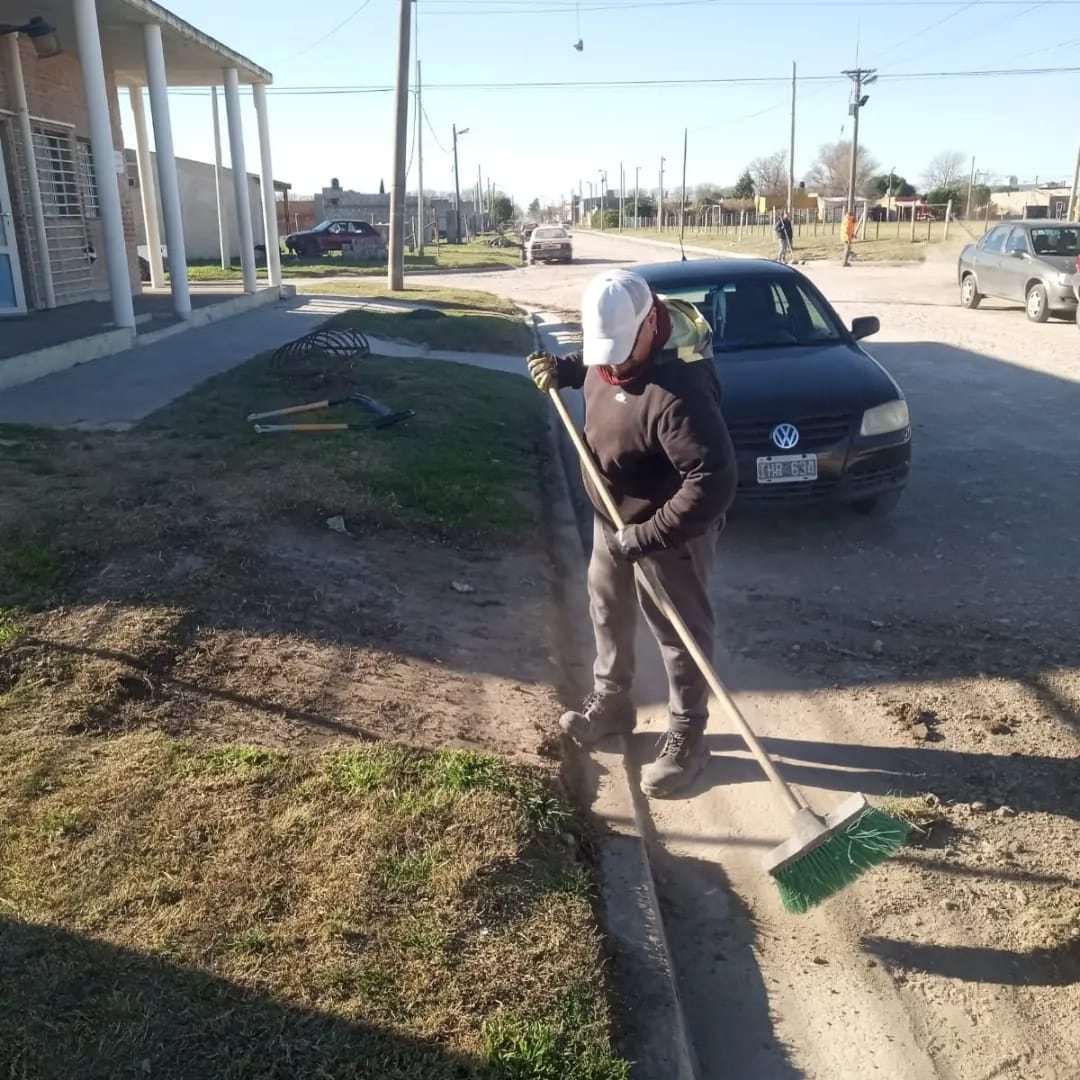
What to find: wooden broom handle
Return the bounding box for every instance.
[548,387,804,816]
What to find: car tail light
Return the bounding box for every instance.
[1075,254,1080,273]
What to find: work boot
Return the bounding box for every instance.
[559,691,635,747]
[640,729,710,799]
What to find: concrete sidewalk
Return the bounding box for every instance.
[0,294,522,429]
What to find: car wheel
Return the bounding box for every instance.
[959,273,981,309]
[851,490,904,518]
[1025,282,1050,323]
[302,240,321,259]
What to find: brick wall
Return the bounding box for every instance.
[0,35,141,305]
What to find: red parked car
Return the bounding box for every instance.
[285,219,381,257]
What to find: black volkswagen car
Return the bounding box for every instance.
[636,259,911,515]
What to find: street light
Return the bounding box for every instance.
[634,165,640,227]
[598,168,607,231]
[452,124,469,243]
[0,16,62,58]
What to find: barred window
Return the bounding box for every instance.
[76,140,99,218]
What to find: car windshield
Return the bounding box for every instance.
[1028,226,1080,257]
[533,227,567,239]
[658,277,846,353]
[312,220,332,232]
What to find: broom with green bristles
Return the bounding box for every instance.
[547,387,909,913]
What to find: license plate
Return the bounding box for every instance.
[756,454,818,484]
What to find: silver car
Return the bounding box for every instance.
[957,220,1080,323]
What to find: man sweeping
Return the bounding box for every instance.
[527,269,737,798]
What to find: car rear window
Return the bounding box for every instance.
[1028,227,1080,257]
[532,228,567,239]
[659,278,845,352]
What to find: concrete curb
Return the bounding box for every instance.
[532,314,700,1080]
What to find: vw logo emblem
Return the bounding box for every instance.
[772,423,800,450]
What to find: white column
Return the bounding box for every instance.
[210,87,230,271]
[252,83,282,287]
[143,22,189,318]
[5,35,54,308]
[72,0,134,328]
[128,87,164,289]
[223,67,257,293]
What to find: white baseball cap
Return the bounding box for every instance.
[580,269,655,367]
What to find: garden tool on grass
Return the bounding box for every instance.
[247,393,415,434]
[547,387,908,913]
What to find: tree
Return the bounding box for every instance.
[971,183,992,210]
[732,170,755,199]
[491,193,514,224]
[804,140,879,197]
[925,184,965,209]
[924,150,966,190]
[527,197,541,217]
[378,178,385,195]
[693,183,726,207]
[748,150,788,197]
[869,173,915,198]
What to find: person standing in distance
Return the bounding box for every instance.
[775,210,794,263]
[527,269,737,798]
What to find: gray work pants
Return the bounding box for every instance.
[588,516,718,734]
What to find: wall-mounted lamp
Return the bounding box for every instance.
[0,16,63,60]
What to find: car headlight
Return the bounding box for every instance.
[1057,272,1075,287]
[860,399,909,437]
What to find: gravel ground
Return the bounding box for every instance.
[417,233,1080,1079]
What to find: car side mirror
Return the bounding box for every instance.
[851,315,880,341]
[1009,249,1026,258]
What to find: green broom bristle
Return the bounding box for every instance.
[773,806,909,914]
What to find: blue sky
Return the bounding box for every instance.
[129,0,1080,205]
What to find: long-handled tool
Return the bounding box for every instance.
[247,393,415,433]
[547,387,908,913]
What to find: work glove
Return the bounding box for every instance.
[526,352,559,394]
[613,525,646,563]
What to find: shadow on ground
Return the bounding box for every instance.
[0,917,486,1080]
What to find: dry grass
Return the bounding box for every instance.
[0,734,627,1079]
[620,219,983,263]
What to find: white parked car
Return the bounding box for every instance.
[526,225,573,265]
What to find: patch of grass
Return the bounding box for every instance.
[326,306,533,354]
[182,238,522,283]
[296,282,522,315]
[146,350,544,541]
[0,732,625,1078]
[875,792,950,837]
[0,609,23,647]
[0,540,69,604]
[172,745,288,783]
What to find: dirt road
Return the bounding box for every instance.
[422,233,1080,1079]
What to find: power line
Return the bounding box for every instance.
[282,0,378,60]
[420,0,1080,12]
[422,104,450,153]
[167,65,1080,96]
[873,0,983,67]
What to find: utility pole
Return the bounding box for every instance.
[599,169,607,230]
[477,163,483,231]
[788,61,796,217]
[634,165,640,227]
[452,123,468,243]
[1069,146,1080,220]
[679,128,688,253]
[416,57,424,255]
[659,156,665,231]
[841,66,876,268]
[387,0,413,289]
[965,155,976,219]
[619,162,624,232]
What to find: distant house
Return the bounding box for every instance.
[990,187,1072,220]
[123,149,289,263]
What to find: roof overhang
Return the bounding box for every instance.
[5,0,271,85]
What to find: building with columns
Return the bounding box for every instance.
[0,0,282,380]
